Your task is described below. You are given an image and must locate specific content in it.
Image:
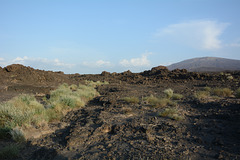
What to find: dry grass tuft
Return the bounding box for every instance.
[212,88,233,97]
[172,93,183,100]
[122,97,139,104]
[159,108,184,121]
[163,88,174,99]
[194,91,210,100]
[144,95,176,108]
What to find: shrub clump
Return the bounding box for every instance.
[122,97,139,104]
[144,95,176,108]
[194,91,210,100]
[10,127,26,142]
[172,93,183,100]
[44,83,100,121]
[0,82,102,142]
[163,88,174,99]
[212,88,233,97]
[0,94,47,129]
[159,108,183,121]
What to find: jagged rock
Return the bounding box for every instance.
[101,71,111,76]
[5,64,29,72]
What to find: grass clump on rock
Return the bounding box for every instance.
[172,93,184,100]
[159,108,183,121]
[122,96,139,104]
[144,95,175,108]
[163,88,174,98]
[0,94,47,130]
[212,88,233,97]
[194,91,211,100]
[44,83,100,121]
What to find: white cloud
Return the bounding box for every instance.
[53,59,75,68]
[226,43,240,47]
[0,57,4,61]
[82,60,112,68]
[0,56,75,70]
[12,56,29,63]
[156,20,229,50]
[119,54,151,67]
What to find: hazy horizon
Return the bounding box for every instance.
[1,0,240,74]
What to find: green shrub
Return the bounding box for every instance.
[172,93,183,100]
[0,82,102,141]
[212,88,233,97]
[0,94,46,129]
[46,83,99,110]
[122,97,139,104]
[163,88,174,98]
[235,88,240,98]
[159,108,183,121]
[0,144,22,159]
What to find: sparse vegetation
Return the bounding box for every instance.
[44,83,100,121]
[84,80,109,87]
[172,93,183,100]
[144,95,176,108]
[0,94,47,129]
[212,88,233,97]
[159,108,183,121]
[0,81,102,142]
[122,96,139,104]
[235,88,240,98]
[10,127,26,142]
[163,88,174,98]
[194,90,210,100]
[195,87,234,100]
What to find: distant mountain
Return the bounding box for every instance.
[167,57,240,72]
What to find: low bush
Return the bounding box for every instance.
[163,88,174,99]
[159,108,183,121]
[0,82,102,142]
[212,88,233,97]
[144,95,175,108]
[44,83,100,121]
[122,97,139,104]
[194,91,210,100]
[10,127,25,142]
[0,94,47,129]
[172,93,183,100]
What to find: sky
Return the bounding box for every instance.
[0,0,240,74]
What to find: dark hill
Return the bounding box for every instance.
[167,57,240,72]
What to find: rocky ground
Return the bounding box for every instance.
[0,64,240,160]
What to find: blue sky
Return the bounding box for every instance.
[0,0,240,74]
